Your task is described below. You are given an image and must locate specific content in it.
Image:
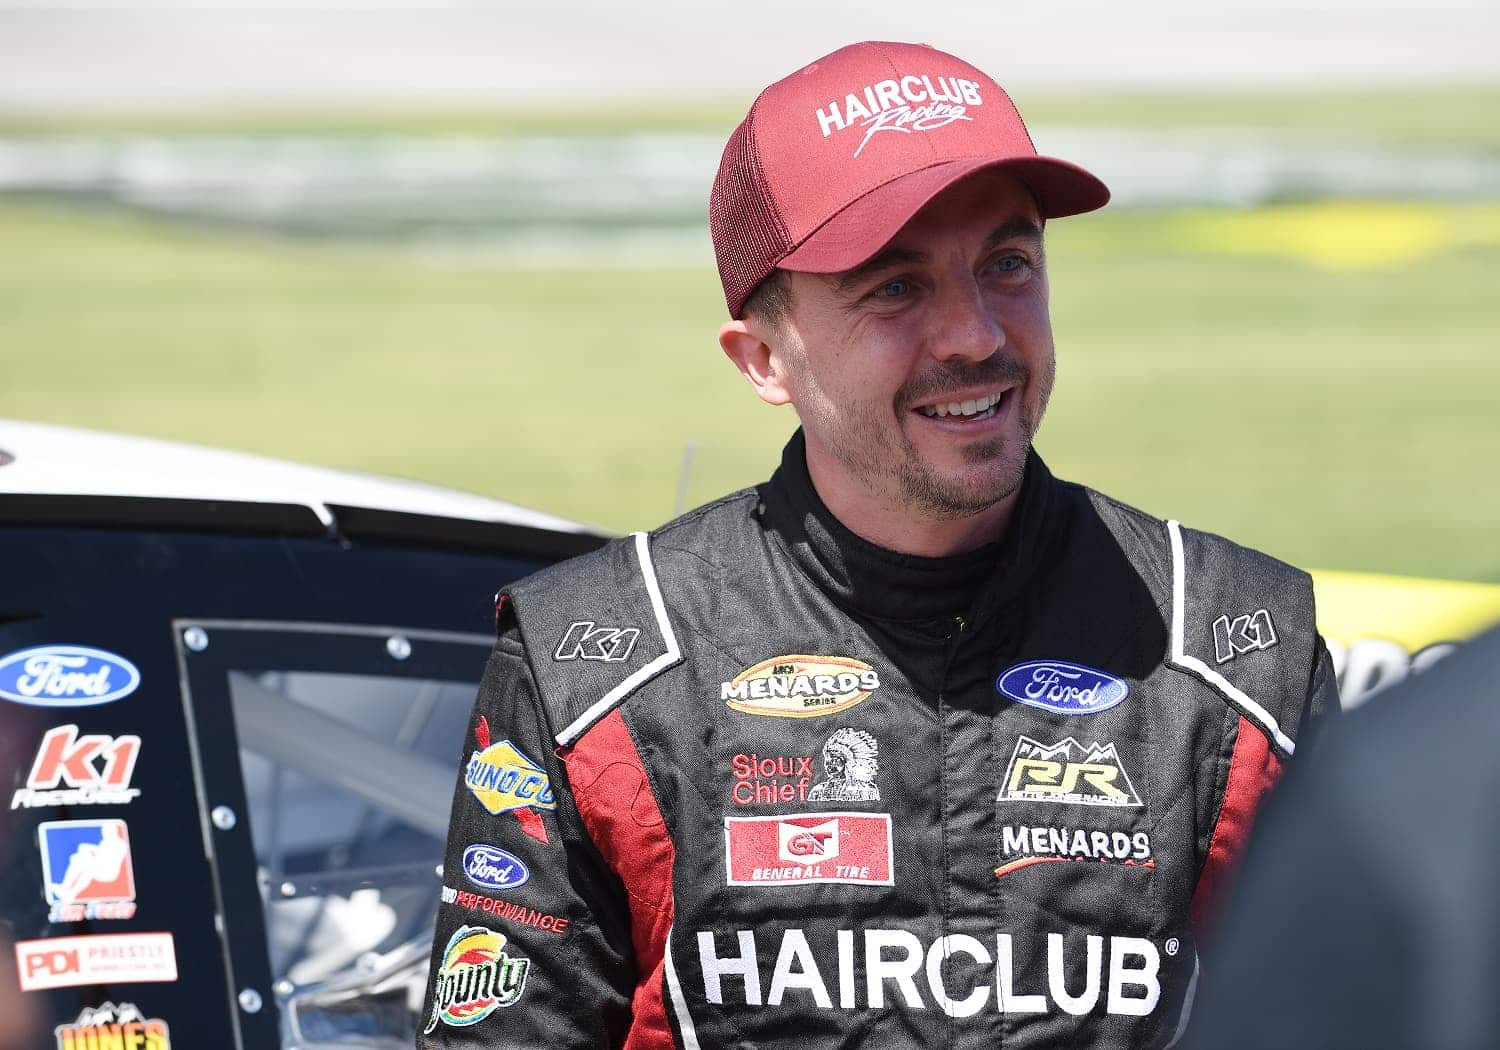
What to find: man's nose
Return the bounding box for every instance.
[929,275,1004,363]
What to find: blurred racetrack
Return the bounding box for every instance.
[2,3,1496,582]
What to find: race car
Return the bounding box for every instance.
[1,418,1496,1048]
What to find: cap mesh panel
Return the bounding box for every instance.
[709,115,790,318]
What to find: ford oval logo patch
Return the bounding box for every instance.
[996,660,1129,715]
[462,843,530,891]
[0,645,141,708]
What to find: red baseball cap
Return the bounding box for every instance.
[710,40,1110,318]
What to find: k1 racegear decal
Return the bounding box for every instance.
[999,737,1143,808]
[424,925,530,1034]
[38,818,137,922]
[15,932,177,991]
[0,646,141,708]
[462,843,529,891]
[12,724,142,809]
[55,1002,170,1050]
[464,716,555,844]
[722,656,880,718]
[724,813,893,886]
[695,927,1162,1017]
[553,621,640,663]
[1212,609,1278,664]
[442,886,571,936]
[996,825,1155,878]
[995,660,1129,715]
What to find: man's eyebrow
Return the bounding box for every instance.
[834,246,928,294]
[981,217,1045,254]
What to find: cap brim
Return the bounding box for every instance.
[777,155,1109,274]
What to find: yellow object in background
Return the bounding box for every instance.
[1312,571,1500,709]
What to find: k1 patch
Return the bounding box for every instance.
[996,660,1128,715]
[724,812,893,886]
[55,1002,170,1049]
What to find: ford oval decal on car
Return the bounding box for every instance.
[0,645,142,708]
[996,660,1129,715]
[462,843,530,891]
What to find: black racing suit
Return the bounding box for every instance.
[420,431,1338,1049]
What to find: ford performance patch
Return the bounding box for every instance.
[996,660,1129,715]
[462,844,530,892]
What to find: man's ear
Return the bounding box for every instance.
[719,321,793,407]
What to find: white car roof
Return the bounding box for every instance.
[0,418,594,535]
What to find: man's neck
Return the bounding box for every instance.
[803,442,1020,558]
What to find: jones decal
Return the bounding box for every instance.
[0,646,141,708]
[996,660,1129,715]
[55,1002,170,1050]
[722,656,880,718]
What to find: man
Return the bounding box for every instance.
[1182,627,1500,1050]
[421,41,1337,1049]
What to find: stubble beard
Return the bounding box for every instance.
[826,355,1052,522]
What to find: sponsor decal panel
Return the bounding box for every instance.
[16,932,177,991]
[12,724,142,809]
[424,925,530,1034]
[996,825,1155,878]
[725,813,893,886]
[996,660,1129,715]
[441,886,570,936]
[731,727,881,806]
[0,645,141,708]
[55,1001,170,1050]
[694,926,1163,1017]
[462,843,530,891]
[464,716,555,844]
[999,737,1143,809]
[39,818,137,922]
[553,621,640,663]
[722,656,880,719]
[813,74,984,158]
[1213,609,1279,664]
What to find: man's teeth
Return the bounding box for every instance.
[918,391,1004,419]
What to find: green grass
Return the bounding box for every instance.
[2,200,1498,582]
[3,82,1497,150]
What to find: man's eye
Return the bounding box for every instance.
[874,278,910,299]
[992,254,1027,274]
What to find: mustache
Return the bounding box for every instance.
[895,355,1029,411]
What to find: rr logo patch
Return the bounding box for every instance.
[554,621,640,662]
[998,737,1142,808]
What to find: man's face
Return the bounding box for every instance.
[771,169,1054,520]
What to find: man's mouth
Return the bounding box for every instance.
[914,389,1006,422]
